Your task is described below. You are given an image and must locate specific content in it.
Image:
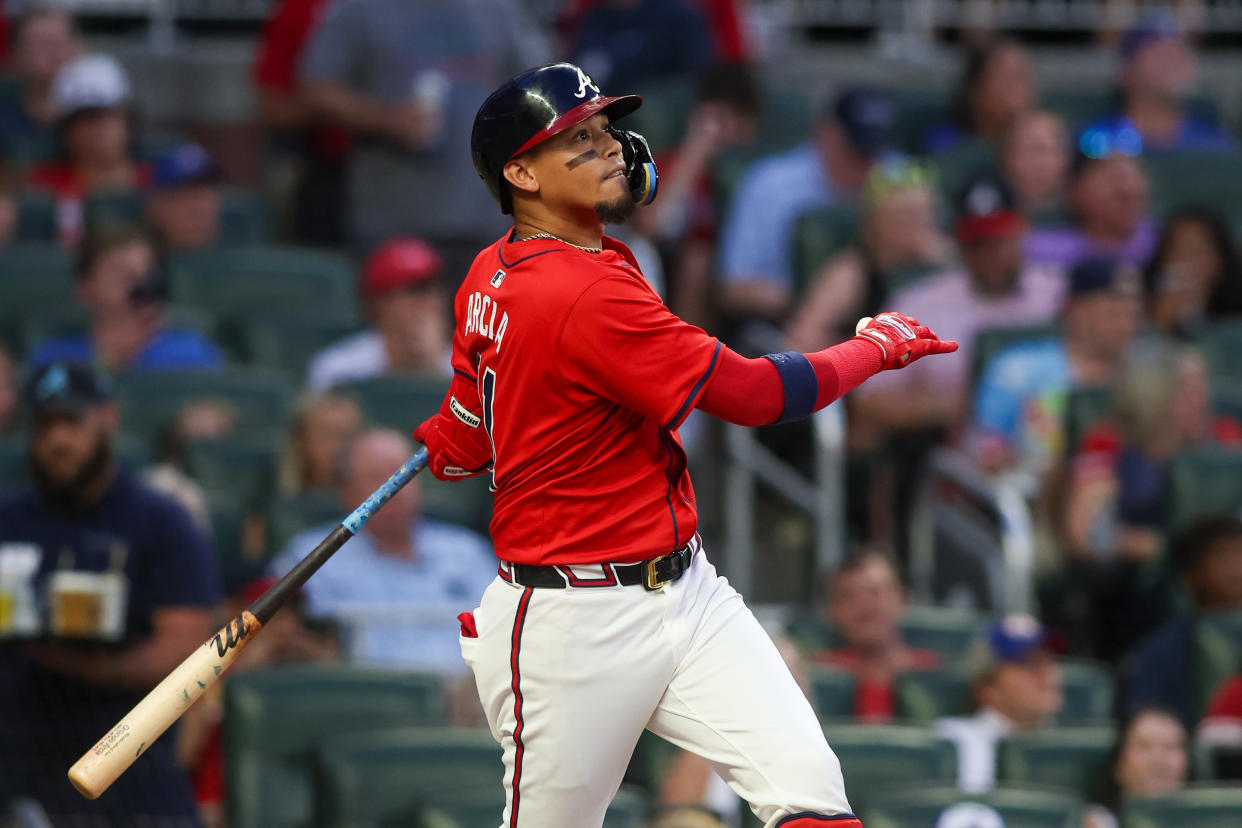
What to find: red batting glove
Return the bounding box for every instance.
[413,412,494,482]
[853,311,959,371]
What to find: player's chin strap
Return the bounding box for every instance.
[607,126,659,206]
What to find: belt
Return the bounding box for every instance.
[506,536,699,591]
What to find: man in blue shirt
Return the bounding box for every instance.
[269,428,495,677]
[0,362,219,822]
[29,225,224,372]
[717,88,897,329]
[1082,14,1233,153]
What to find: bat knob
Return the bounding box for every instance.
[855,316,873,334]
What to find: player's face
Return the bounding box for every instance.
[520,114,634,223]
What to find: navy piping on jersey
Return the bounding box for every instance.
[657,429,681,552]
[508,587,534,827]
[665,340,722,430]
[454,368,476,383]
[774,814,861,825]
[764,350,818,424]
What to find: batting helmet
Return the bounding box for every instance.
[471,62,657,214]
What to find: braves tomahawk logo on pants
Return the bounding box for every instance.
[460,542,858,827]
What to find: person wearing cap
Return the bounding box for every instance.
[971,257,1142,475]
[145,143,224,254]
[26,53,150,247]
[306,237,451,391]
[934,614,1065,793]
[1082,13,1231,154]
[0,4,81,163]
[852,169,1064,438]
[0,361,218,821]
[28,224,225,372]
[718,87,899,326]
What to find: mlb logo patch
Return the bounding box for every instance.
[490,269,506,288]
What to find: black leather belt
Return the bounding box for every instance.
[509,538,698,591]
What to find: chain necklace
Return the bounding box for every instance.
[518,231,602,254]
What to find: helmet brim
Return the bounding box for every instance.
[507,94,642,160]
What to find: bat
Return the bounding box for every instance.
[67,447,429,799]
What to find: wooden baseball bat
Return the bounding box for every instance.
[68,448,429,799]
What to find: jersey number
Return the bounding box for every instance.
[480,367,498,487]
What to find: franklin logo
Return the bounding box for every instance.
[490,269,506,288]
[450,395,483,429]
[572,66,599,99]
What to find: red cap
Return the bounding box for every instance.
[361,239,444,297]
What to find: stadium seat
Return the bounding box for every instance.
[219,189,272,245]
[0,437,28,491]
[1059,659,1115,724]
[624,76,695,153]
[112,368,295,446]
[169,245,358,321]
[205,489,256,593]
[1144,151,1242,216]
[820,724,957,811]
[1063,385,1115,457]
[1193,612,1242,720]
[887,88,950,154]
[1195,320,1242,383]
[0,245,75,353]
[1045,90,1119,131]
[266,490,344,556]
[709,147,764,220]
[15,193,57,243]
[930,140,996,202]
[185,434,282,510]
[1210,380,1242,422]
[83,191,144,231]
[996,726,1115,801]
[603,786,650,828]
[1121,785,1242,828]
[1167,446,1242,532]
[862,785,1082,828]
[786,606,985,663]
[896,660,1114,725]
[809,668,857,720]
[224,665,448,828]
[790,205,860,296]
[757,84,813,152]
[971,325,1058,393]
[238,310,363,377]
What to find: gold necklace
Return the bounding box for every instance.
[519,231,602,254]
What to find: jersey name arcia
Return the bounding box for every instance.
[463,290,509,353]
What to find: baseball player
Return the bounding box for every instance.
[413,63,958,828]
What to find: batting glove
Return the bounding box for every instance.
[853,311,959,371]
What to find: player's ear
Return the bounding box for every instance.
[503,155,540,197]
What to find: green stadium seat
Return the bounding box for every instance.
[930,140,996,202]
[185,435,281,510]
[972,326,1059,392]
[896,660,1114,725]
[1059,659,1115,724]
[809,668,857,720]
[1144,151,1242,216]
[603,786,650,827]
[0,245,75,353]
[790,205,860,297]
[1121,785,1242,828]
[1046,90,1119,131]
[113,369,294,446]
[888,88,951,154]
[1210,380,1242,422]
[15,193,57,242]
[0,437,28,491]
[709,148,763,220]
[1063,386,1114,457]
[219,189,271,245]
[996,726,1115,801]
[266,490,344,555]
[205,489,255,593]
[239,311,363,377]
[757,84,812,151]
[821,724,957,810]
[863,785,1082,828]
[786,606,985,663]
[169,245,357,321]
[1195,320,1242,383]
[625,77,695,153]
[224,665,447,828]
[83,191,144,231]
[1193,612,1242,721]
[1167,446,1242,532]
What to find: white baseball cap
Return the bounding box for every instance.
[52,54,131,118]
[935,802,1007,828]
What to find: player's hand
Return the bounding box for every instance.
[414,412,493,482]
[853,312,958,371]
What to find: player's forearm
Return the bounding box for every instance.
[697,338,881,427]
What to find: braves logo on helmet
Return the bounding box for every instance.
[573,66,600,99]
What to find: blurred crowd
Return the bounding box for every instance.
[1,1,1241,827]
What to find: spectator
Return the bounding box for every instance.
[972,258,1142,474]
[1084,707,1189,828]
[307,238,451,390]
[1001,110,1071,219]
[276,390,364,496]
[252,0,350,246]
[1143,207,1242,338]
[298,0,547,260]
[814,549,940,721]
[936,803,1006,828]
[632,62,762,329]
[786,158,949,353]
[1126,514,1242,729]
[570,0,713,93]
[935,614,1064,792]
[0,344,18,435]
[143,399,241,534]
[1025,143,1155,271]
[718,88,897,326]
[269,428,495,674]
[923,37,1035,154]
[28,225,225,372]
[558,0,750,64]
[0,361,218,822]
[851,169,1065,439]
[0,3,80,164]
[0,163,18,246]
[1083,14,1232,153]
[1199,673,1242,747]
[146,144,224,255]
[27,54,150,248]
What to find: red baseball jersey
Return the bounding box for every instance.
[452,232,722,566]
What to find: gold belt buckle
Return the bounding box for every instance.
[644,553,673,590]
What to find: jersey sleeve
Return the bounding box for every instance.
[560,275,722,430]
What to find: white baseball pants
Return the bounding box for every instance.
[459,543,855,828]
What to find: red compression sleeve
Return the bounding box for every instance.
[697,339,882,427]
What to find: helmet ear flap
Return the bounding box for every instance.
[606,127,659,206]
